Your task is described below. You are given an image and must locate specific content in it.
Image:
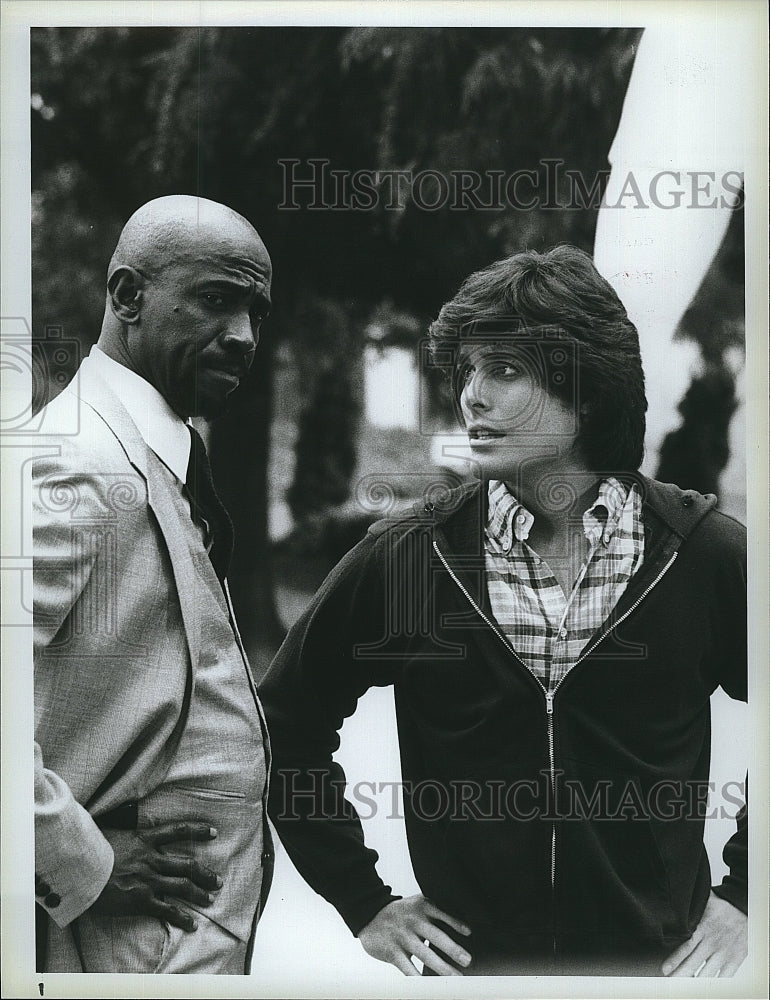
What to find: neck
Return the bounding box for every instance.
[504,463,600,540]
[95,328,189,421]
[96,324,137,369]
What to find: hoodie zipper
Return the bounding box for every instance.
[432,539,678,950]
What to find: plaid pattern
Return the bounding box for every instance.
[485,477,644,691]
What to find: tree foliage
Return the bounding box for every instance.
[32,25,640,356]
[31,25,644,653]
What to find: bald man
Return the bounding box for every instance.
[33,196,273,973]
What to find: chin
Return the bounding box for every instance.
[193,394,230,421]
[472,450,522,477]
[467,459,516,483]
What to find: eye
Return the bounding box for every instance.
[200,291,227,309]
[495,362,521,377]
[458,363,475,385]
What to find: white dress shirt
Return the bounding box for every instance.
[85,345,191,483]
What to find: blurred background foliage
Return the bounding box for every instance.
[30,26,744,669]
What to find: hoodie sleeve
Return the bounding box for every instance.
[712,796,747,914]
[709,510,748,912]
[259,527,409,934]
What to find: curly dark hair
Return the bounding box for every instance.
[428,244,647,473]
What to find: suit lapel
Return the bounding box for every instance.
[74,363,202,674]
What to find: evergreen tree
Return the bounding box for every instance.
[32,25,741,657]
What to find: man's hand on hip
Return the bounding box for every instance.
[90,822,222,931]
[358,895,472,976]
[661,892,747,977]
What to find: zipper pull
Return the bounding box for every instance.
[545,691,554,715]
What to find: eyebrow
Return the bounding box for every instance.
[198,277,253,291]
[457,341,524,360]
[198,277,272,313]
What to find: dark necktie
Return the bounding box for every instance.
[185,425,234,582]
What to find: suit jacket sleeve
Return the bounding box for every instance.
[34,449,114,927]
[260,529,404,935]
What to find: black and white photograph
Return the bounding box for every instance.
[1,1,768,997]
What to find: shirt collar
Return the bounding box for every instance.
[487,480,535,550]
[85,346,191,482]
[486,477,630,553]
[582,477,630,547]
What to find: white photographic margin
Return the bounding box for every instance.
[1,2,767,998]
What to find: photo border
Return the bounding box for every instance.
[2,3,767,998]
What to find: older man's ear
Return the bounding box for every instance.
[108,267,144,324]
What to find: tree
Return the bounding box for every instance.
[286,298,363,522]
[656,202,745,496]
[32,25,661,660]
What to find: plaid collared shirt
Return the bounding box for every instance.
[485,477,645,692]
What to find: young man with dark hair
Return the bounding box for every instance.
[260,245,748,977]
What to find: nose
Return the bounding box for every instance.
[460,367,488,415]
[222,311,258,358]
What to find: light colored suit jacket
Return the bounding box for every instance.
[33,364,268,947]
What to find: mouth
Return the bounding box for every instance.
[209,367,247,384]
[468,426,506,442]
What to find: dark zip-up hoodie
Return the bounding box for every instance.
[260,477,747,974]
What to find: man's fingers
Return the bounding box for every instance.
[720,953,745,977]
[419,925,471,969]
[423,902,471,936]
[391,953,420,977]
[700,945,746,978]
[667,941,710,977]
[154,853,222,890]
[699,953,724,978]
[661,935,698,975]
[145,822,218,846]
[152,875,215,908]
[412,939,463,977]
[150,899,198,932]
[662,896,747,978]
[357,896,473,976]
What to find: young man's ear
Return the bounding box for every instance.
[108,267,145,323]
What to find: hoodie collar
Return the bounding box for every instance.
[409,474,717,558]
[485,477,632,554]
